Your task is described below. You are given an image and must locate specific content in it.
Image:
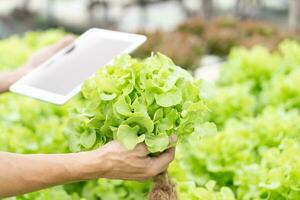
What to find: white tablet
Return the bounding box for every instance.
[10,28,146,105]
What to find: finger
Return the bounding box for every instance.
[151,147,175,174]
[50,35,75,52]
[168,134,177,148]
[134,142,150,156]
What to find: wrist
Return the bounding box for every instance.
[74,150,111,180]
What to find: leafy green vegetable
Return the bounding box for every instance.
[177,181,235,200]
[5,186,79,200]
[67,53,215,153]
[81,179,150,200]
[207,82,256,127]
[0,93,71,154]
[219,46,281,89]
[175,40,300,200]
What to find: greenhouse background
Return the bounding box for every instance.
[1,0,300,199]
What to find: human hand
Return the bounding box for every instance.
[81,135,177,181]
[0,135,175,198]
[0,36,75,93]
[19,35,75,75]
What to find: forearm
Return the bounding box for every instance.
[0,140,176,197]
[0,151,104,198]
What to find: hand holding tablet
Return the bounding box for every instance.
[10,28,146,105]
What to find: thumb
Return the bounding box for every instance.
[168,134,177,148]
[50,35,75,53]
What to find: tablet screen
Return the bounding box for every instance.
[22,37,132,95]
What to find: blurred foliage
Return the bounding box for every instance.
[176,17,206,36]
[203,25,239,56]
[132,31,204,71]
[134,16,300,72]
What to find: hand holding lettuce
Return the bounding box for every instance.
[66,53,216,199]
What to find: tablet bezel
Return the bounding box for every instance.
[10,28,146,105]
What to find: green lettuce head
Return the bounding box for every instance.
[66,53,216,153]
